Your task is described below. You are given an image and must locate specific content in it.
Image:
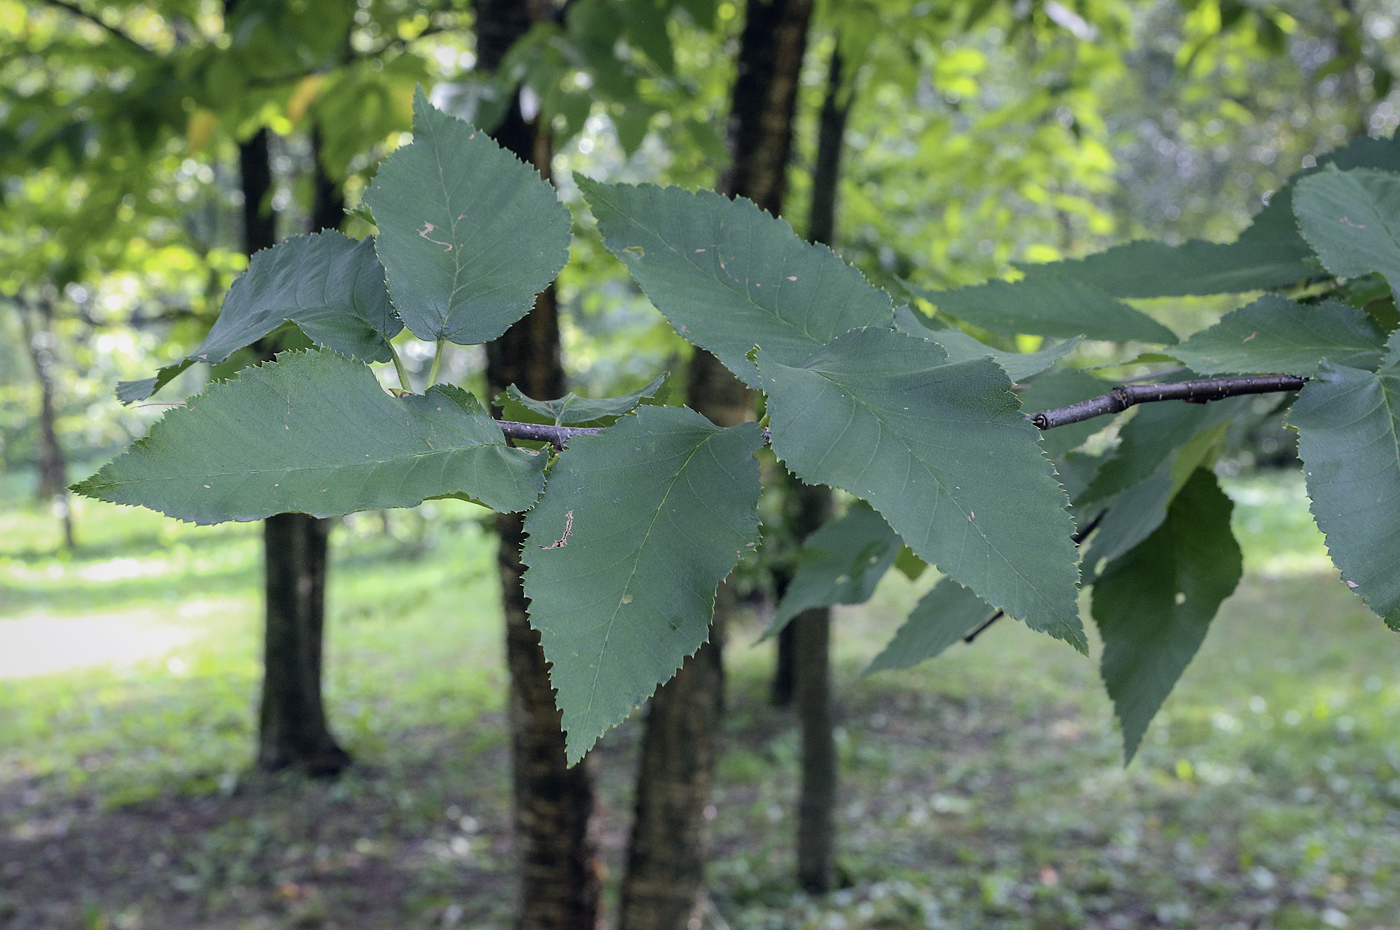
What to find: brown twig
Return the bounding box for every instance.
[1027,373,1307,431]
[497,420,602,449]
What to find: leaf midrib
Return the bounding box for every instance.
[577,429,719,732]
[800,357,1080,640]
[589,184,881,354]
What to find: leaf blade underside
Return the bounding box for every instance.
[76,350,546,523]
[1170,295,1387,376]
[865,577,998,674]
[118,231,401,402]
[1295,167,1400,304]
[765,503,902,638]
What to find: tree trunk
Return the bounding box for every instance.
[619,3,813,927]
[476,3,605,928]
[258,512,347,775]
[792,40,851,895]
[243,127,350,776]
[15,295,75,551]
[771,625,796,707]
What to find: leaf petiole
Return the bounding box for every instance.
[427,338,445,388]
[390,344,414,394]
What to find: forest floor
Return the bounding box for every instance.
[2,468,1399,930]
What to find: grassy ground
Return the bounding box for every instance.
[2,469,1399,929]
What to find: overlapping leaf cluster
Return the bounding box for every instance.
[76,97,1400,763]
[790,135,1400,760]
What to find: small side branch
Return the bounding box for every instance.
[493,374,1309,450]
[963,511,1106,645]
[497,420,601,449]
[1029,373,1307,431]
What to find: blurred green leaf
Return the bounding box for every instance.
[764,503,901,638]
[865,577,996,674]
[118,231,400,402]
[913,274,1178,344]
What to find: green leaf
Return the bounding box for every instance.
[1082,419,1230,580]
[756,327,1084,649]
[118,231,401,402]
[1027,193,1317,297]
[1092,468,1242,762]
[763,504,901,638]
[913,274,1178,344]
[500,373,668,426]
[578,178,894,387]
[894,546,929,581]
[1042,137,1400,298]
[1080,393,1249,504]
[1170,296,1387,375]
[1081,460,1175,577]
[865,578,997,674]
[1290,357,1400,628]
[522,407,763,763]
[1295,167,1400,303]
[75,350,546,524]
[894,306,1081,380]
[363,87,571,345]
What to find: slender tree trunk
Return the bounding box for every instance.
[476,3,605,928]
[771,624,796,706]
[619,3,813,927]
[792,41,851,895]
[15,295,75,550]
[243,127,350,776]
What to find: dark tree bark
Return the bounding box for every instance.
[15,295,75,551]
[476,2,605,928]
[619,3,814,927]
[792,41,851,895]
[771,623,797,706]
[243,127,350,776]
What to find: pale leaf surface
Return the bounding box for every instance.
[1295,167,1400,303]
[76,350,546,524]
[914,274,1177,344]
[865,578,996,674]
[118,231,400,402]
[763,504,901,638]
